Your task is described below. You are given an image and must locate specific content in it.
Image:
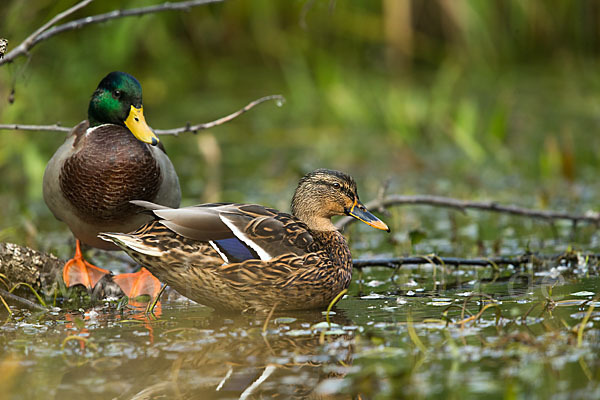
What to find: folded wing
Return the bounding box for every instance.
[132,201,315,263]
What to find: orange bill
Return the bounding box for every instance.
[348,199,390,232]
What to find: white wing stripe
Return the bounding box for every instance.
[209,240,229,264]
[219,215,272,261]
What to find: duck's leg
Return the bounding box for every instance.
[113,267,162,299]
[63,239,110,289]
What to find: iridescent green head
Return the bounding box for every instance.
[87,71,159,145]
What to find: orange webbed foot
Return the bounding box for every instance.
[63,239,109,289]
[113,267,162,299]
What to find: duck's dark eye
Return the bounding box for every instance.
[112,90,122,99]
[332,182,341,189]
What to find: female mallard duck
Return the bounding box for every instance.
[99,169,388,312]
[43,71,181,298]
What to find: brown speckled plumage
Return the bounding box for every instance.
[44,120,181,250]
[100,169,388,312]
[60,125,162,223]
[118,218,352,311]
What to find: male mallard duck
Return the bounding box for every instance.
[43,71,181,298]
[99,169,388,312]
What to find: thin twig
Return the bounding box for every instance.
[0,123,71,133]
[0,0,225,66]
[455,303,501,327]
[352,252,598,269]
[0,0,94,66]
[336,194,600,229]
[154,95,285,135]
[0,288,48,312]
[0,95,284,135]
[353,256,524,269]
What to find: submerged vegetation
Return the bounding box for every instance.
[1,0,600,398]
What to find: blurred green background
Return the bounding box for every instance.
[2,0,600,253]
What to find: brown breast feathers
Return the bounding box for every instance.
[60,125,162,223]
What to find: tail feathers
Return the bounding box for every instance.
[130,200,170,210]
[99,232,165,257]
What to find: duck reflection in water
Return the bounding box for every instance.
[56,308,358,399]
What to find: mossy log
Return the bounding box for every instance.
[0,242,123,308]
[0,242,62,293]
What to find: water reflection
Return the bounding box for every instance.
[52,305,356,400]
[1,265,599,399]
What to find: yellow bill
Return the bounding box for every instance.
[124,105,159,146]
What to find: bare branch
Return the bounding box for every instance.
[353,252,597,269]
[0,95,284,134]
[336,194,600,230]
[154,95,285,135]
[0,124,71,133]
[0,288,48,312]
[1,0,94,65]
[0,0,225,66]
[353,255,525,269]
